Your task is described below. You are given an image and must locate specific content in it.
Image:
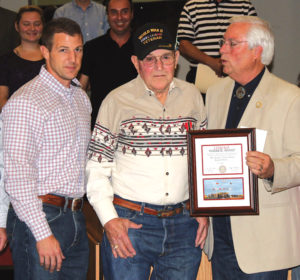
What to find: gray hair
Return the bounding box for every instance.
[229,16,274,65]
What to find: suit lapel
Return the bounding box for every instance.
[218,79,235,128]
[238,69,271,128]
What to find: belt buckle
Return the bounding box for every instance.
[71,198,83,211]
[156,209,174,218]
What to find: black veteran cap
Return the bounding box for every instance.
[133,22,176,60]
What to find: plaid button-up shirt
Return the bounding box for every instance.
[3,66,91,241]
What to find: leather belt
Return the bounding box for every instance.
[39,194,83,211]
[113,197,189,218]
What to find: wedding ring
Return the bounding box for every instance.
[113,245,119,250]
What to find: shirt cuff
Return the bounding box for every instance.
[0,212,7,228]
[30,217,53,242]
[92,198,118,226]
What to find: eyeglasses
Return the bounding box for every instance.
[219,39,248,48]
[142,53,175,67]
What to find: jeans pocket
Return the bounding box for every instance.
[183,207,191,216]
[115,205,138,220]
[43,204,63,223]
[6,207,17,245]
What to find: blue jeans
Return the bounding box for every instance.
[292,266,300,279]
[212,216,288,280]
[6,203,89,280]
[101,200,202,280]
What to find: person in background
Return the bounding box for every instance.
[54,0,109,43]
[3,18,91,279]
[205,15,300,279]
[80,0,137,129]
[86,22,208,280]
[0,6,19,57]
[177,0,257,83]
[0,5,44,109]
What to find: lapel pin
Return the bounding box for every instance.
[256,101,262,108]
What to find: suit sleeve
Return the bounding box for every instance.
[271,93,300,192]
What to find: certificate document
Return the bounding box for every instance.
[202,144,243,175]
[188,128,258,216]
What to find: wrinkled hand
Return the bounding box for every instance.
[0,228,7,251]
[36,235,65,273]
[195,217,209,249]
[104,218,142,259]
[207,57,223,77]
[246,151,274,179]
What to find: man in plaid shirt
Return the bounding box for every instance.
[2,18,91,280]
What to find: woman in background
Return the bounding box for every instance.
[0,5,44,109]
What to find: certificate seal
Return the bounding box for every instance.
[219,165,227,173]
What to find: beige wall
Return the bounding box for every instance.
[252,0,300,85]
[0,0,27,12]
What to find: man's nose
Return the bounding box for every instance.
[220,41,231,54]
[69,51,76,62]
[155,57,163,70]
[117,12,122,20]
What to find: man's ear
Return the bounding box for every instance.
[40,45,49,60]
[174,50,180,68]
[254,45,263,60]
[131,55,140,74]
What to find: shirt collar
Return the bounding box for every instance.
[107,30,133,46]
[72,0,93,11]
[135,75,178,98]
[210,0,231,3]
[234,67,266,98]
[40,65,81,98]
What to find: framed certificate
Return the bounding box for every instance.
[187,128,258,216]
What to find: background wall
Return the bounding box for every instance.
[252,0,300,84]
[0,0,27,11]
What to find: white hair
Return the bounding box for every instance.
[229,16,274,65]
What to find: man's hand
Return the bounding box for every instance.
[0,228,7,251]
[195,217,209,249]
[207,57,223,77]
[246,151,274,179]
[104,218,142,259]
[36,235,65,273]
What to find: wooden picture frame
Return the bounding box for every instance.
[187,128,258,216]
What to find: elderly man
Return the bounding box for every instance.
[80,0,137,129]
[177,0,256,82]
[86,22,208,279]
[205,16,300,279]
[3,18,91,279]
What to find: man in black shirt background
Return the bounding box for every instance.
[80,0,137,129]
